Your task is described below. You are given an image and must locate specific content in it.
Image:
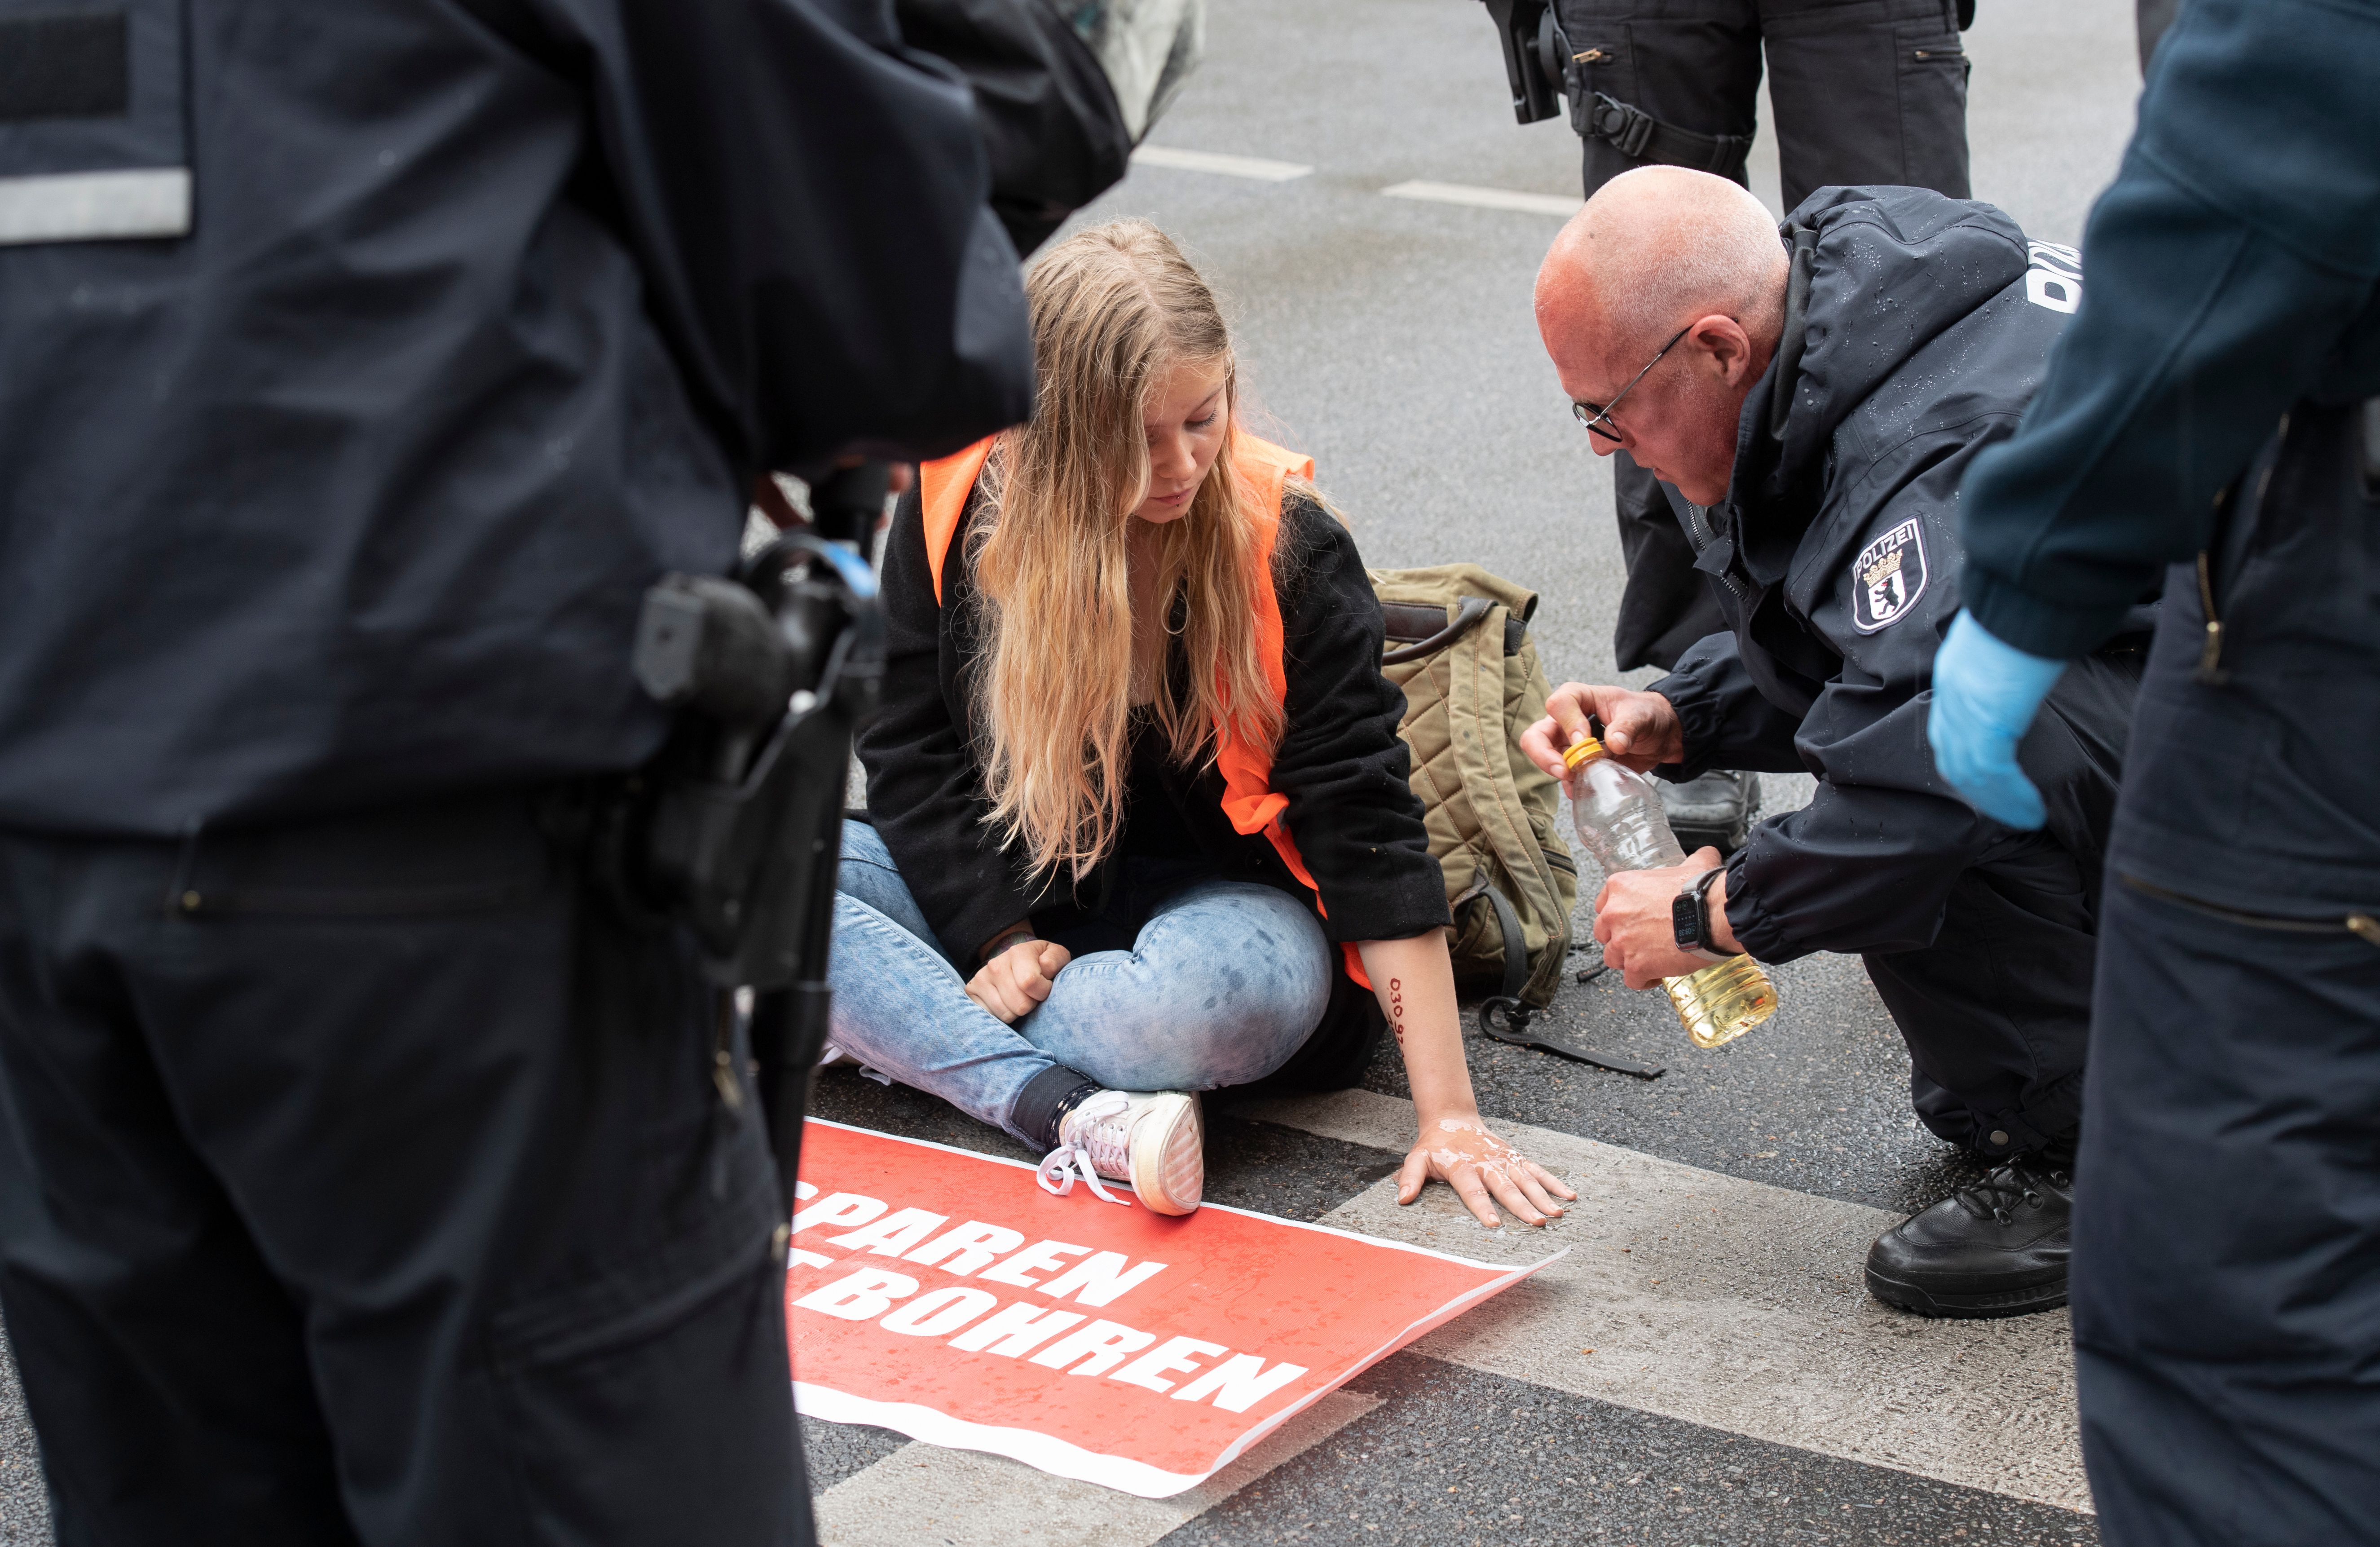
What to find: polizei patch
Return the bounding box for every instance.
[1851,519,1928,633]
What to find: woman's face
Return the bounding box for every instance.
[1129,358,1230,526]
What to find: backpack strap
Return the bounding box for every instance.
[1481,884,1531,1003]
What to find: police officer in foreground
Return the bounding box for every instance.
[0,2,1036,1541]
[1481,0,1974,856]
[1521,167,2142,1316]
[1931,0,2380,1536]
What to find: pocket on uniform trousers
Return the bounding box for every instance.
[1896,31,1971,195]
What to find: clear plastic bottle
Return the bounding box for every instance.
[1563,737,1778,1049]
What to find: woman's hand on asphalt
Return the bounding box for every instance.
[1521,682,1685,777]
[965,938,1071,1024]
[1397,1114,1577,1228]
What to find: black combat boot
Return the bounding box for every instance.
[1864,1149,2073,1318]
[1657,769,1760,855]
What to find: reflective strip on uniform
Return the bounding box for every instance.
[0,168,190,247]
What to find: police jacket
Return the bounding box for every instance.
[0,0,1033,837]
[858,444,1449,972]
[1648,187,2143,964]
[1954,0,2380,918]
[1958,0,2380,661]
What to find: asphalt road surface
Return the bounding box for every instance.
[0,0,2141,1542]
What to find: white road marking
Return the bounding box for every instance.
[1379,180,1582,218]
[1227,1087,2092,1515]
[1130,145,1314,181]
[813,1388,1381,1546]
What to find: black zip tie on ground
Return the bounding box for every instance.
[1476,997,1664,1079]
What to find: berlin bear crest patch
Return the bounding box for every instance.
[1850,519,1927,633]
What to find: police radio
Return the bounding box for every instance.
[628,463,889,1216]
[1477,0,1569,124]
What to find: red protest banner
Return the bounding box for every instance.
[788,1119,1561,1498]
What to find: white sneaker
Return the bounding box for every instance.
[1036,1090,1203,1215]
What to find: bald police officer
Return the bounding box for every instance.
[1527,167,2141,1317]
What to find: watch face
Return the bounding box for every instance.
[1671,892,1701,949]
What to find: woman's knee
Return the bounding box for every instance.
[834,820,940,950]
[1052,885,1333,1066]
[1172,884,1332,1021]
[836,818,894,878]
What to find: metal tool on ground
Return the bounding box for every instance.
[1475,1004,1666,1079]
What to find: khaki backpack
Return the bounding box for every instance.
[1370,565,1578,1015]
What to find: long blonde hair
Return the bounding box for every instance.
[970,220,1284,881]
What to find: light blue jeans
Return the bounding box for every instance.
[828,821,1333,1145]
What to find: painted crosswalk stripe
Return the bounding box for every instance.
[812,1388,1380,1546]
[1226,1087,2092,1516]
[1379,180,1582,217]
[1130,145,1314,181]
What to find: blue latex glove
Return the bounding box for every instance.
[1927,610,2069,830]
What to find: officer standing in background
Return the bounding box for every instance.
[1492,0,1974,851]
[1932,0,2380,1538]
[0,2,1032,1543]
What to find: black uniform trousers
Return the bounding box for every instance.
[0,791,807,1546]
[2071,401,2380,1544]
[1553,0,1972,670]
[1862,837,2095,1159]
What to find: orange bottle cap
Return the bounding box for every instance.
[1561,736,1606,772]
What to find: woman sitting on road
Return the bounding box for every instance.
[833,218,1571,1226]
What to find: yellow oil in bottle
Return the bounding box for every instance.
[1662,955,1777,1049]
[1563,736,1781,1050]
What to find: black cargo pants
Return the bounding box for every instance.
[1552,0,1972,671]
[1861,838,2094,1161]
[0,790,806,1546]
[2071,401,2380,1545]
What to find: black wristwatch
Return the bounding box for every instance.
[1671,866,1738,963]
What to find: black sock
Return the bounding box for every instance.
[1014,1066,1101,1152]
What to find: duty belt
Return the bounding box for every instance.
[1578,90,1753,177]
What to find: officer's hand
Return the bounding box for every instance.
[1592,850,1734,988]
[1522,683,1685,776]
[966,939,1072,1024]
[1926,611,2067,831]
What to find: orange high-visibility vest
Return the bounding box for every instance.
[917,433,1369,987]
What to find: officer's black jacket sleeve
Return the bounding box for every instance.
[1649,631,1809,778]
[1683,461,2014,964]
[1270,499,1451,945]
[855,489,1045,965]
[893,0,1133,256]
[1957,0,2380,658]
[526,0,1035,472]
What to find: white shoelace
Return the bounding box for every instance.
[1036,1091,1134,1207]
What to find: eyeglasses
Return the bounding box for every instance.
[1571,325,1692,444]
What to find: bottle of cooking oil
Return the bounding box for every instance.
[1563,736,1777,1049]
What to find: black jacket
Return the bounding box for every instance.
[0,0,1033,836]
[858,477,1450,970]
[1958,0,2380,658]
[896,0,1132,257]
[1649,188,2143,964]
